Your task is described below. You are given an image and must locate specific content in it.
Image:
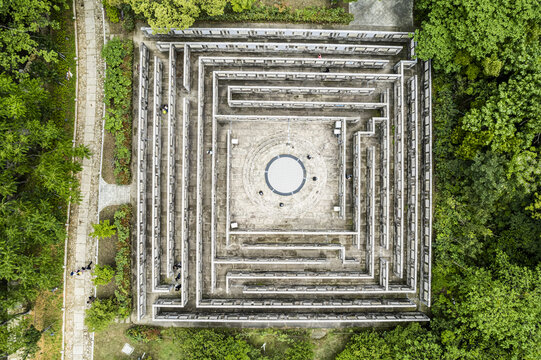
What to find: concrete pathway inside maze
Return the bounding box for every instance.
[98,178,131,213]
[349,0,413,30]
[63,0,105,359]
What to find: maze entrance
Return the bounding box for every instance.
[135,28,433,326]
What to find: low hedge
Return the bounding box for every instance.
[126,325,162,343]
[113,204,132,318]
[199,4,353,24]
[102,38,133,184]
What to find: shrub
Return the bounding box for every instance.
[126,325,162,343]
[89,219,116,239]
[102,39,133,184]
[199,4,353,24]
[92,264,115,286]
[104,2,120,23]
[113,205,132,318]
[284,340,314,360]
[166,329,252,360]
[85,298,118,332]
[230,0,255,13]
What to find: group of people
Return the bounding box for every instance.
[161,104,169,115]
[70,261,93,276]
[173,262,182,291]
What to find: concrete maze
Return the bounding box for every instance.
[135,28,433,326]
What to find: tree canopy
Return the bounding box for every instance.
[0,0,86,357]
[339,0,540,358]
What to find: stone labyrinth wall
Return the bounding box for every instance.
[135,28,433,326]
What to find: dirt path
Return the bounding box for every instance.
[62,0,105,359]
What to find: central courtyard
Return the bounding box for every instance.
[134,27,433,326]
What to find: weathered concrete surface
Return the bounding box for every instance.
[98,177,131,213]
[349,0,414,31]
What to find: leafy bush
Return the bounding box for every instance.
[89,219,117,239]
[103,1,120,23]
[126,325,162,343]
[284,339,314,360]
[102,39,133,184]
[92,264,115,286]
[120,4,136,32]
[166,329,252,360]
[199,4,353,24]
[230,0,255,12]
[113,205,132,318]
[85,298,118,332]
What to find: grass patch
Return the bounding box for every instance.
[94,326,352,359]
[312,330,352,360]
[32,290,63,360]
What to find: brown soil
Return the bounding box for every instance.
[101,129,116,184]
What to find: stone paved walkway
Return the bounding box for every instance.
[63,0,104,359]
[349,0,413,30]
[98,177,131,212]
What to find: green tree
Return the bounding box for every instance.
[127,0,227,32]
[85,298,118,332]
[89,219,117,239]
[336,330,391,359]
[432,253,541,359]
[0,0,65,76]
[414,0,540,74]
[167,329,252,360]
[92,264,115,286]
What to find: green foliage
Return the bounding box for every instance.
[0,0,64,76]
[165,329,252,360]
[92,264,115,286]
[0,2,83,357]
[113,205,132,318]
[85,298,118,332]
[432,253,541,359]
[525,193,541,220]
[124,0,351,32]
[102,38,133,184]
[126,325,162,343]
[103,1,120,23]
[199,4,353,25]
[337,324,442,359]
[387,1,541,359]
[89,219,117,239]
[415,0,541,74]
[120,4,136,32]
[230,0,255,13]
[481,54,503,77]
[128,0,209,31]
[283,339,314,360]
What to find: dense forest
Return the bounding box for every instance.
[335,0,540,358]
[0,0,86,357]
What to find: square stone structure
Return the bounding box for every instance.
[135,27,433,326]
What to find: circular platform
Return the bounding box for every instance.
[265,154,306,196]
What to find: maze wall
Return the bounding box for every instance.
[136,28,433,325]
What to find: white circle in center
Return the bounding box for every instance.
[266,155,305,195]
